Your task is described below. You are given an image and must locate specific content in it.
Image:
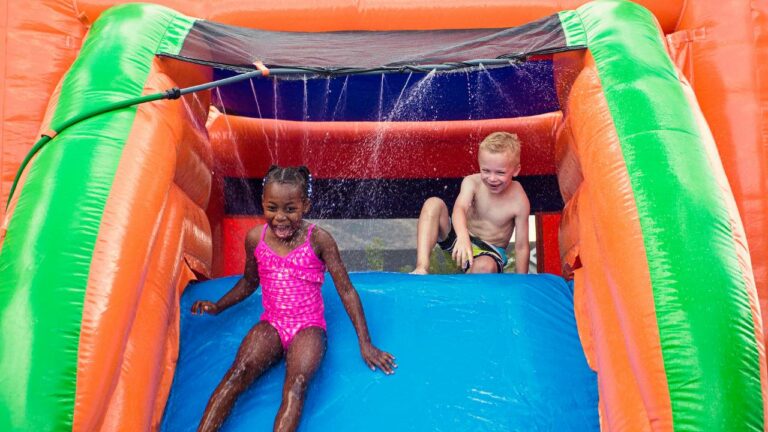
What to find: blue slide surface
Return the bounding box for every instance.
[162,273,598,431]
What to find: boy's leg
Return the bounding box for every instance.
[412,197,451,274]
[274,326,327,432]
[467,255,499,274]
[198,321,284,432]
[467,242,507,274]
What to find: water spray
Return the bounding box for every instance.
[6,57,524,209]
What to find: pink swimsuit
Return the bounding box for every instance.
[255,224,327,349]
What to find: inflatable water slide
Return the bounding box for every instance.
[1,0,767,430]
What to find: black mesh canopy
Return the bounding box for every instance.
[159,14,576,73]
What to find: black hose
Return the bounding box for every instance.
[5,69,265,209]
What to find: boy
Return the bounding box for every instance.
[411,132,530,274]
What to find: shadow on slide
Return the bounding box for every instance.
[161,273,598,431]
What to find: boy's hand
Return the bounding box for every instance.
[191,300,219,315]
[452,236,474,270]
[361,342,397,375]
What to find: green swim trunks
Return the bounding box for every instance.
[437,222,508,273]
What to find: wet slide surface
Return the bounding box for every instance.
[161,273,598,431]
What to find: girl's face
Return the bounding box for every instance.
[262,182,310,241]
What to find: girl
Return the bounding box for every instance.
[191,165,396,432]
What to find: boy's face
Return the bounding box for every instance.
[478,149,520,194]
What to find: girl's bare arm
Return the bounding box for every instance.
[313,228,396,374]
[191,227,261,314]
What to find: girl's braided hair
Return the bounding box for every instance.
[262,165,313,199]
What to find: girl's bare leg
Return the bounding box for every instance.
[273,326,327,432]
[412,197,451,274]
[198,321,284,432]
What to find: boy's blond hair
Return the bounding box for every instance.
[479,132,521,165]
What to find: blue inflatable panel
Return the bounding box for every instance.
[161,273,598,431]
[214,63,559,122]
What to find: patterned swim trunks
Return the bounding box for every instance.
[437,222,508,273]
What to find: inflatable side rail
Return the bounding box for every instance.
[0,6,215,431]
[557,2,766,430]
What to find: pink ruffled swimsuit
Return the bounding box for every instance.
[255,224,327,349]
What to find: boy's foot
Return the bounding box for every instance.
[410,268,429,275]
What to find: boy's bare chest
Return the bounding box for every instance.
[470,193,517,226]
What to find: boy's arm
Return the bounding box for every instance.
[191,227,261,315]
[513,191,531,274]
[314,228,396,374]
[451,176,477,268]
